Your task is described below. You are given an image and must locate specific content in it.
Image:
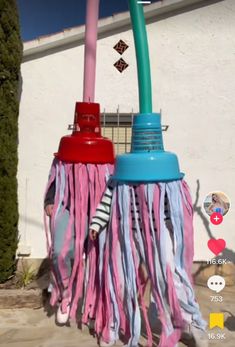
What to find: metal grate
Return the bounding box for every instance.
[101,112,133,154]
[101,111,168,155]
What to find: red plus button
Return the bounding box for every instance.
[210,212,223,225]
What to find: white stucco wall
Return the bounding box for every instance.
[18,0,235,260]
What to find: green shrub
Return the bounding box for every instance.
[16,259,36,288]
[0,0,22,282]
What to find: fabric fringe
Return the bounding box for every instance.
[44,159,113,318]
[92,181,206,347]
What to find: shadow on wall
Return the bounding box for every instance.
[223,311,235,332]
[18,71,23,103]
[19,214,44,230]
[193,179,235,263]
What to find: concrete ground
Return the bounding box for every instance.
[0,285,234,347]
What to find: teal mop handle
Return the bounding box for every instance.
[128,0,152,113]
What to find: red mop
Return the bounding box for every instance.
[44,0,114,322]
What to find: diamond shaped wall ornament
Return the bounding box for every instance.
[113,39,129,55]
[114,58,129,73]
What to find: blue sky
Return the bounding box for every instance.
[17,0,160,42]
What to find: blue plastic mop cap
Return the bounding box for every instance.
[112,113,184,182]
[131,113,163,152]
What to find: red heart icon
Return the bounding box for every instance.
[207,238,226,255]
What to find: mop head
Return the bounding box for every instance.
[44,101,115,320]
[93,180,206,347]
[87,2,206,344]
[44,159,113,319]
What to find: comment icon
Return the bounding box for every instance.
[207,275,225,293]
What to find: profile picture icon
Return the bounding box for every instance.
[203,191,230,217]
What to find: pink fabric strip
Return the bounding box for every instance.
[100,227,112,342]
[83,165,99,322]
[110,191,128,335]
[181,181,194,281]
[58,166,75,296]
[152,184,161,242]
[44,160,62,305]
[70,164,88,318]
[50,160,63,236]
[82,164,113,326]
[166,264,183,328]
[129,188,153,347]
[61,164,70,216]
[136,184,168,347]
[82,164,112,323]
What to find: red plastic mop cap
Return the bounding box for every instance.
[54,102,115,164]
[74,102,100,133]
[75,101,100,117]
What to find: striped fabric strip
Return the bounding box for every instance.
[90,182,171,235]
[90,184,113,232]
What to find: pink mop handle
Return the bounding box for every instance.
[83,0,100,103]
